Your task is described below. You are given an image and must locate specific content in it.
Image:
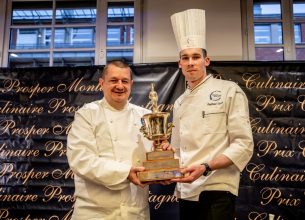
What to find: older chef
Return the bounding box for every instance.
[67,60,153,219]
[170,9,254,220]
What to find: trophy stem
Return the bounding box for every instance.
[154,139,163,151]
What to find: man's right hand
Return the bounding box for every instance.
[153,140,175,152]
[127,166,146,188]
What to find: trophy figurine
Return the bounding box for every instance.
[138,83,183,182]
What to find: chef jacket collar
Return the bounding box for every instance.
[102,98,129,112]
[187,74,212,94]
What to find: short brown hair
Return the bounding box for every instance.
[100,60,132,79]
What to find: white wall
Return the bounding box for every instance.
[142,0,243,63]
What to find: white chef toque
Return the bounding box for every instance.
[170,9,206,51]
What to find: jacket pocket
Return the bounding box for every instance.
[201,110,227,134]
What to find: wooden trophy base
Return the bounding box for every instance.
[137,150,183,182]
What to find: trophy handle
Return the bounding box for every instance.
[166,122,174,138]
[140,124,149,139]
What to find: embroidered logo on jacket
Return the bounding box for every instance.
[209,90,221,101]
[208,90,223,105]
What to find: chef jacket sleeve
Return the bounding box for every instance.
[222,85,254,172]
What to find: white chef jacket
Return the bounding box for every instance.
[171,75,254,200]
[67,98,151,220]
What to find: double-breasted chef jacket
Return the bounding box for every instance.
[67,99,151,219]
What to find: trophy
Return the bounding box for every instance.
[138,83,183,182]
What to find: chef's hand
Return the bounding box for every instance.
[171,164,204,183]
[153,140,175,152]
[127,166,146,188]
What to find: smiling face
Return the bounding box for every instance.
[99,63,133,110]
[178,48,210,89]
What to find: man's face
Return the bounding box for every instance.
[99,64,133,110]
[178,48,210,88]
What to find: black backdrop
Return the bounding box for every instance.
[0,61,304,220]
